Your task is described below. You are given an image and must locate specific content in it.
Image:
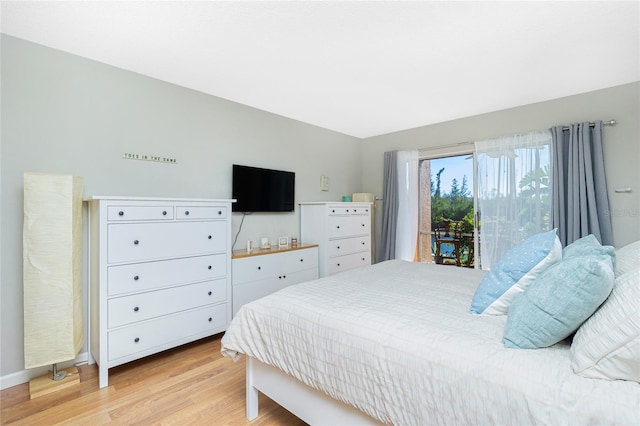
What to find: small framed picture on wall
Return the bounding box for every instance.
[278,236,289,248]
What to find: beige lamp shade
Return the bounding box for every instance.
[23,173,84,369]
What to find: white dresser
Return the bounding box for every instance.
[232,244,318,316]
[299,202,372,277]
[88,196,233,388]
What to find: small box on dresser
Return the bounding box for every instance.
[299,202,372,277]
[88,197,233,388]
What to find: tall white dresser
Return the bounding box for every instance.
[88,197,233,388]
[299,202,372,277]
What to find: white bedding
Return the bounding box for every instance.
[221,260,640,425]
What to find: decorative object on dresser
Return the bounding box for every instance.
[231,244,319,316]
[23,172,84,399]
[299,202,372,277]
[260,237,271,249]
[87,196,233,389]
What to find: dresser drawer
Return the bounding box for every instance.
[327,206,371,216]
[327,251,371,275]
[327,236,369,258]
[281,247,319,274]
[108,221,227,263]
[327,216,370,239]
[108,205,174,221]
[176,206,227,220]
[108,279,226,328]
[233,268,318,316]
[232,255,278,285]
[107,254,226,296]
[108,303,226,361]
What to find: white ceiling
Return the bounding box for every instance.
[1,1,639,138]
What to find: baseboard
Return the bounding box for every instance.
[0,351,88,391]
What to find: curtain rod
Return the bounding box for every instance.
[419,119,617,156]
[561,119,616,131]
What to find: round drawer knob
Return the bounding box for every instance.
[133,240,139,245]
[337,263,341,267]
[133,275,139,281]
[134,306,139,312]
[283,275,286,279]
[257,266,261,270]
[279,276,282,279]
[208,265,212,270]
[208,317,212,322]
[336,225,340,229]
[185,210,190,215]
[362,224,365,227]
[218,210,222,215]
[337,246,340,249]
[118,211,124,216]
[208,291,212,296]
[300,258,304,262]
[134,337,140,343]
[162,211,167,216]
[208,235,212,239]
[346,209,350,212]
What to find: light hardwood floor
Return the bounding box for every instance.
[1,334,307,425]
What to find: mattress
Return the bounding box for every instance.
[221,260,640,425]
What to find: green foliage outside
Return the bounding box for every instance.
[428,162,550,266]
[430,167,474,265]
[517,165,551,236]
[431,167,474,233]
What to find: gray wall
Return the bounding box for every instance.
[0,35,363,384]
[362,82,640,251]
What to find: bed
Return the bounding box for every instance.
[221,259,640,425]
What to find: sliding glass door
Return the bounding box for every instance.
[418,153,477,267]
[419,131,552,270]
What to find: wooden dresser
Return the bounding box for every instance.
[88,196,233,388]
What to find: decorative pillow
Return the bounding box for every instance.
[503,255,615,349]
[614,240,640,277]
[470,229,561,315]
[563,234,616,268]
[571,267,640,382]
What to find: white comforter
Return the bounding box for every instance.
[221,260,640,425]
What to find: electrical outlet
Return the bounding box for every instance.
[320,175,330,191]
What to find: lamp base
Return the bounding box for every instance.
[29,366,80,399]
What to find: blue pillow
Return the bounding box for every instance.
[470,229,561,315]
[563,234,616,267]
[503,255,615,349]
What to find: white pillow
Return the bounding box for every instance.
[570,267,640,382]
[614,240,640,277]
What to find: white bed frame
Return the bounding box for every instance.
[246,357,382,425]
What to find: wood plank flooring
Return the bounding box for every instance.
[0,333,307,425]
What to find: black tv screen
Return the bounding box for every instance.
[232,164,295,212]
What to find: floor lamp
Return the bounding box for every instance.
[23,172,84,398]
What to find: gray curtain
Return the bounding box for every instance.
[378,151,398,262]
[551,121,614,247]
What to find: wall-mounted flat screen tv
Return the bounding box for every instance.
[232,164,295,212]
